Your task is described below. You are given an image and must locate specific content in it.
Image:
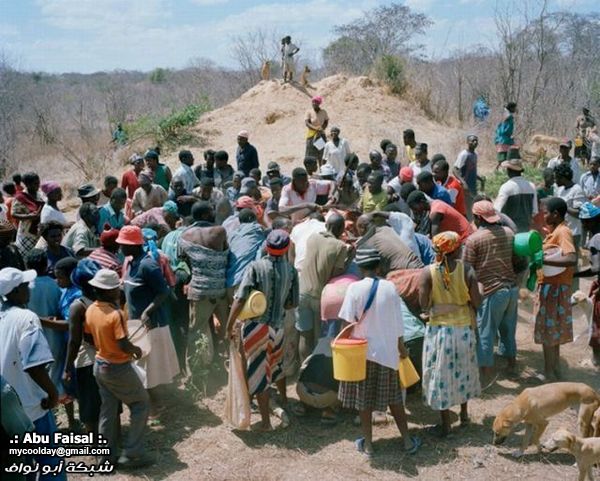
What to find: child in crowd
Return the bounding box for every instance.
[534,197,577,381]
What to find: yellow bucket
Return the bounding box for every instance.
[331,324,368,381]
[238,290,267,320]
[398,357,420,388]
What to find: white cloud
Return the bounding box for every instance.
[189,0,229,5]
[36,0,169,31]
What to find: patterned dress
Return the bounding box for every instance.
[422,262,480,410]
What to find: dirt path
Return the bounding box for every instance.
[64,279,599,481]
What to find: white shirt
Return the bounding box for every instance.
[409,161,432,185]
[40,204,68,226]
[547,157,581,184]
[386,212,420,256]
[554,183,586,236]
[338,278,404,370]
[172,163,200,195]
[322,138,351,174]
[290,218,326,271]
[0,306,54,422]
[279,180,331,208]
[387,177,402,195]
[494,176,539,215]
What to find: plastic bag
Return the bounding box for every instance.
[225,342,251,430]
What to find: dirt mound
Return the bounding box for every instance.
[184,75,466,173]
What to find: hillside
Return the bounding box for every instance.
[182,75,474,173]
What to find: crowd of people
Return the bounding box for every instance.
[1,96,599,475]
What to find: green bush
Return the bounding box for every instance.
[149,67,168,84]
[124,99,210,150]
[484,164,544,198]
[373,55,407,95]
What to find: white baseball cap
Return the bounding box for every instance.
[89,269,121,290]
[0,268,37,297]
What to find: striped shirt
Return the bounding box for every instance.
[463,225,516,297]
[88,247,122,276]
[235,256,299,329]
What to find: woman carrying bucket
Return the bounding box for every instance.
[335,247,421,457]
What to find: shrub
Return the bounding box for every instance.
[124,99,210,150]
[149,67,168,84]
[484,164,544,198]
[373,55,407,95]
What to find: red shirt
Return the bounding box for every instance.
[442,175,466,217]
[121,170,139,199]
[430,200,474,242]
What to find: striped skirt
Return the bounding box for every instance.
[242,321,284,397]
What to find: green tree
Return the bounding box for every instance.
[149,67,168,84]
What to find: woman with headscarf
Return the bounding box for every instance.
[575,202,600,366]
[12,172,44,257]
[40,181,68,226]
[64,258,102,433]
[305,96,329,166]
[419,231,482,437]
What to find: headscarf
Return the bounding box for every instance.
[100,228,120,248]
[41,181,60,196]
[312,95,323,105]
[142,228,160,261]
[235,196,255,210]
[432,231,461,290]
[162,200,179,218]
[579,201,600,220]
[138,170,153,184]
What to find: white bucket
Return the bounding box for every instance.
[128,319,151,358]
[543,248,566,277]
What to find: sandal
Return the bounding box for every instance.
[403,436,422,455]
[291,403,307,417]
[426,425,452,438]
[354,437,373,458]
[320,413,337,426]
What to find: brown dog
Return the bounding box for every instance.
[300,65,311,87]
[542,429,600,481]
[261,61,271,81]
[492,382,600,457]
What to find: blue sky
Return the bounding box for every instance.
[0,0,597,73]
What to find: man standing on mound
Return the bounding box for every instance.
[281,36,299,83]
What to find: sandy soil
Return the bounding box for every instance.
[179,75,483,173]
[63,280,599,481]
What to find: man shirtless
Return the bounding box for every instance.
[179,201,229,369]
